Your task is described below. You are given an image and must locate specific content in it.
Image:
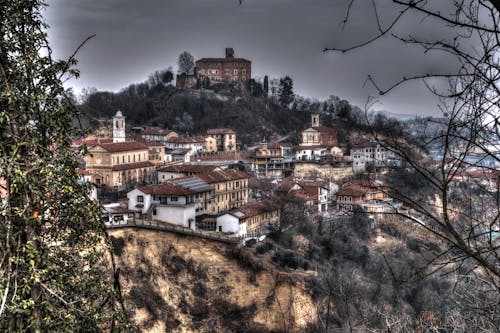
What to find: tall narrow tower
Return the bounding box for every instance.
[312,114,320,127]
[113,110,126,143]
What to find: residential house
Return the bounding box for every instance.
[250,141,294,179]
[136,139,165,165]
[350,140,400,173]
[166,136,206,156]
[196,169,249,214]
[141,128,178,145]
[276,177,330,213]
[336,179,395,212]
[205,136,218,153]
[171,176,215,215]
[127,183,198,229]
[102,203,136,227]
[216,200,280,237]
[450,170,500,192]
[157,164,220,182]
[165,148,191,163]
[206,128,236,152]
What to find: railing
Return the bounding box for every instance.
[106,219,239,244]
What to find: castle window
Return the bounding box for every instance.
[242,69,246,74]
[234,69,238,75]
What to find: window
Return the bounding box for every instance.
[171,196,178,202]
[137,195,144,203]
[153,208,157,216]
[234,69,238,75]
[242,69,246,74]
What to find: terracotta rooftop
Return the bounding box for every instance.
[98,141,149,153]
[157,164,217,174]
[111,161,154,171]
[228,200,278,220]
[169,136,206,144]
[207,128,236,135]
[143,128,175,136]
[351,140,378,148]
[312,125,337,136]
[197,169,249,184]
[137,138,165,147]
[137,183,195,196]
[196,58,250,63]
[336,187,366,197]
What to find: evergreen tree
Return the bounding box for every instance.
[0,1,129,331]
[277,76,295,107]
[263,75,269,97]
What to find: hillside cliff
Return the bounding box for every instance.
[109,229,316,332]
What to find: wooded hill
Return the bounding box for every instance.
[77,71,369,145]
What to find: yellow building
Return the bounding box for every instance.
[85,141,155,187]
[216,200,280,237]
[197,169,249,214]
[205,136,218,153]
[207,128,236,152]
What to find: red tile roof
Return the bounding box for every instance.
[229,200,278,220]
[169,136,206,143]
[196,169,248,183]
[336,187,366,197]
[143,128,175,136]
[111,161,154,171]
[351,139,378,148]
[137,183,195,196]
[207,128,236,135]
[157,164,217,174]
[197,58,250,63]
[312,125,337,136]
[137,138,165,147]
[99,141,149,153]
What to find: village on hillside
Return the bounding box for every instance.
[73,48,499,244]
[73,48,500,243]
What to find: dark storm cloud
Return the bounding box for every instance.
[44,0,459,116]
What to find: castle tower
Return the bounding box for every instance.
[312,114,320,127]
[113,110,126,143]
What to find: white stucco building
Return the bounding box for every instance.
[351,140,401,173]
[127,183,197,229]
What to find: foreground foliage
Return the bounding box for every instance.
[0,1,129,331]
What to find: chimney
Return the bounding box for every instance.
[225,48,234,59]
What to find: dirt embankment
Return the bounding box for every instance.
[109,229,316,332]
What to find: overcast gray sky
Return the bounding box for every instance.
[44,0,458,116]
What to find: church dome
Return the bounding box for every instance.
[114,110,123,117]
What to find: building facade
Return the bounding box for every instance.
[85,141,155,187]
[195,48,251,85]
[206,128,236,152]
[216,200,280,237]
[350,140,400,173]
[197,169,249,214]
[127,183,197,229]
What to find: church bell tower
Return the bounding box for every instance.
[113,110,126,143]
